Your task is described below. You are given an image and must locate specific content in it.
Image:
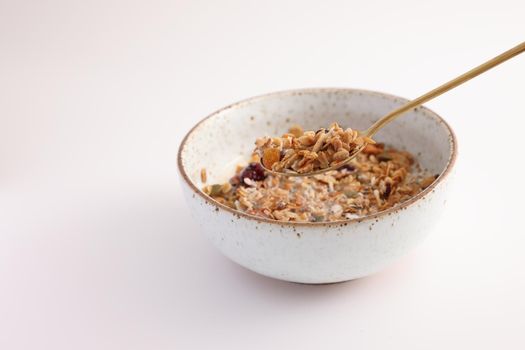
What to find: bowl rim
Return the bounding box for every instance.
[177,87,457,227]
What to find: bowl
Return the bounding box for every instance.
[177,88,457,284]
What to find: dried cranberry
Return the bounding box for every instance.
[240,163,266,184]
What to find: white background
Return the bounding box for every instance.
[1,1,524,349]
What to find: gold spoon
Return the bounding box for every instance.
[261,41,525,177]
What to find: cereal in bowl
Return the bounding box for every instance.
[203,132,436,222]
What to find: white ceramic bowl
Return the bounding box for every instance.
[178,88,457,284]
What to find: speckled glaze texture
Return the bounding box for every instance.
[178,88,457,284]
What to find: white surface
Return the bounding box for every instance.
[0,0,524,349]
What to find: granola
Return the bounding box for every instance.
[254,123,375,173]
[203,142,437,222]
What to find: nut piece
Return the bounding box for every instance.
[317,151,330,168]
[312,132,329,153]
[363,143,383,155]
[297,134,316,146]
[288,125,304,138]
[221,182,232,193]
[333,149,350,162]
[420,176,436,189]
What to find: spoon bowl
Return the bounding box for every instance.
[259,143,367,177]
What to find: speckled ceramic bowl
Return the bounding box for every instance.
[178,88,457,284]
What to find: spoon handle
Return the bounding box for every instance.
[365,41,525,137]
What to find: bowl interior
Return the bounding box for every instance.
[179,89,455,191]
